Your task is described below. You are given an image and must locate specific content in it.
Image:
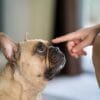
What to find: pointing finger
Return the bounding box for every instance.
[52,32,79,43]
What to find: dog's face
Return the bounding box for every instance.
[14,39,66,90]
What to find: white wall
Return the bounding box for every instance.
[2,0,56,41]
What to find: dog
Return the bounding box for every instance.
[0,33,66,100]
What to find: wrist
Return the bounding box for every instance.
[92,24,100,34]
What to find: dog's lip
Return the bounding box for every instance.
[59,55,66,69]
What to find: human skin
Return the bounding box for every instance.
[52,25,100,58]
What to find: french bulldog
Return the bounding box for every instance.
[0,33,66,100]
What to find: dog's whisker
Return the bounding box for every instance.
[24,32,30,41]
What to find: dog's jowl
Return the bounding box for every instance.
[0,33,66,100]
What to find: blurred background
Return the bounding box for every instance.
[0,0,100,100]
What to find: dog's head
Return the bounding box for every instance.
[15,39,66,80]
[1,34,66,91]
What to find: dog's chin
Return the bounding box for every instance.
[45,46,66,80]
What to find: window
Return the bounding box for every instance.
[81,0,100,72]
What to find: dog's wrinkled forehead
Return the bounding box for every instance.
[18,39,50,57]
[20,39,49,50]
[23,39,48,45]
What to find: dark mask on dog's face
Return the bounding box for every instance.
[45,45,66,80]
[30,40,66,80]
[34,41,66,80]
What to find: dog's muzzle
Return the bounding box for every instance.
[45,46,66,80]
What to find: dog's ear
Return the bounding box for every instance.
[0,33,18,62]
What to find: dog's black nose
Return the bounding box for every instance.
[45,46,66,80]
[55,47,60,52]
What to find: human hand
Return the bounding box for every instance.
[52,26,99,58]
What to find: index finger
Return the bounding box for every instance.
[52,32,78,43]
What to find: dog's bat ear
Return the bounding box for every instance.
[0,33,18,62]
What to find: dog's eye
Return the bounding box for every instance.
[36,42,47,55]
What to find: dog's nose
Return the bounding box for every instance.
[55,47,64,56]
[55,47,60,52]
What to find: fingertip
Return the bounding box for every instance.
[51,39,59,43]
[51,40,56,43]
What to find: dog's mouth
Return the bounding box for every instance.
[45,46,66,80]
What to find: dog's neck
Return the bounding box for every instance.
[3,63,43,100]
[14,67,37,100]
